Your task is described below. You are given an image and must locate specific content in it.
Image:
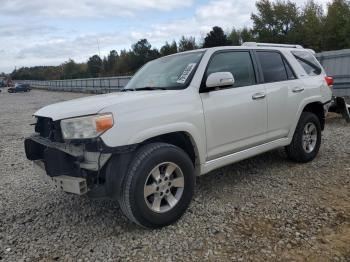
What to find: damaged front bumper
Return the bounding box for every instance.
[25,135,112,195]
[33,160,88,195]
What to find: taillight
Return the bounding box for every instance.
[325,76,334,87]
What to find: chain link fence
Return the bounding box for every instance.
[19,76,132,93]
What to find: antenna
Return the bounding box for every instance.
[96,39,101,57]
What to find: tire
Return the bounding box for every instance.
[285,112,322,163]
[118,142,195,228]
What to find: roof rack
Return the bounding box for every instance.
[242,42,304,49]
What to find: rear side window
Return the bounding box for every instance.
[257,52,289,83]
[206,51,256,88]
[292,51,322,76]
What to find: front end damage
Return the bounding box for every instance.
[25,135,111,195]
[24,116,121,197]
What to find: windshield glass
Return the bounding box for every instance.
[125,51,204,90]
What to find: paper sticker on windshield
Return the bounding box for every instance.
[177,63,197,84]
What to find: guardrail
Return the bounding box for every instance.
[19,76,132,93]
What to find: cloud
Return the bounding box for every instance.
[11,0,258,67]
[127,0,257,46]
[0,24,58,38]
[0,0,332,73]
[17,32,132,59]
[122,0,331,46]
[1,0,194,18]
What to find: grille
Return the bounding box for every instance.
[35,117,64,142]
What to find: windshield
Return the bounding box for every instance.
[125,51,204,90]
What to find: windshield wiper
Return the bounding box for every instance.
[134,87,167,91]
[119,87,167,92]
[119,88,135,92]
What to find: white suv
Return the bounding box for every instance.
[25,42,333,228]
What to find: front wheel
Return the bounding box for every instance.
[118,143,195,228]
[286,112,322,163]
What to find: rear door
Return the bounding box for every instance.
[200,50,268,161]
[255,50,305,141]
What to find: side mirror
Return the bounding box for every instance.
[206,72,235,89]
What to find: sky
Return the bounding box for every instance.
[0,0,329,73]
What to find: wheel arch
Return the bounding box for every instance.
[140,131,201,176]
[302,101,325,130]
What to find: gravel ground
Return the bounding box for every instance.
[0,89,349,262]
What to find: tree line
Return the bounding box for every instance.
[11,0,350,80]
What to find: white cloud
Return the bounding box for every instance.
[126,0,257,47]
[1,0,194,18]
[0,0,331,73]
[196,0,254,29]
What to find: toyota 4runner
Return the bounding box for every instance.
[25,42,333,228]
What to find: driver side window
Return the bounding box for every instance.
[206,51,256,88]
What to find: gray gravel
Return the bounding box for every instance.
[0,89,349,261]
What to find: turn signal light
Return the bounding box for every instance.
[95,114,114,133]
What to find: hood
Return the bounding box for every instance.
[34,91,170,120]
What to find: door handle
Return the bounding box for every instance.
[292,87,304,93]
[252,92,266,100]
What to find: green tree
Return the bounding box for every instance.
[228,28,241,45]
[240,27,255,43]
[116,49,134,75]
[297,0,324,51]
[131,39,160,71]
[87,55,103,77]
[251,0,300,43]
[102,57,108,76]
[323,0,350,50]
[107,50,119,75]
[178,36,197,52]
[203,26,229,48]
[228,27,255,45]
[160,40,178,56]
[61,59,83,79]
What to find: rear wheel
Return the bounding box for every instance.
[285,112,321,163]
[118,143,195,228]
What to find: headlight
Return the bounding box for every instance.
[60,113,114,140]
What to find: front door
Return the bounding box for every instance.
[200,51,268,161]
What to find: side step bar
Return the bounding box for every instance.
[34,160,88,195]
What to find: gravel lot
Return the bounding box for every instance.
[0,89,349,261]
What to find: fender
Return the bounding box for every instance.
[287,95,325,140]
[127,122,206,165]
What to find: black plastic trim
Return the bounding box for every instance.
[323,99,332,105]
[78,137,138,154]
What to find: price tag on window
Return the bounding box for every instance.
[177,63,197,84]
